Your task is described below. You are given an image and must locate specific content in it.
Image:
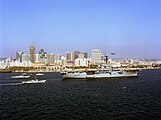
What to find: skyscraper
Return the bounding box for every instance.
[74,51,80,59]
[16,52,24,62]
[66,52,74,65]
[29,44,36,63]
[22,54,30,62]
[55,54,62,61]
[47,53,55,64]
[67,52,74,61]
[83,52,88,58]
[39,49,47,63]
[91,49,102,64]
[35,54,39,62]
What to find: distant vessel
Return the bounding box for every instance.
[21,74,46,84]
[36,73,44,76]
[61,55,140,79]
[11,73,30,79]
[61,54,141,79]
[22,79,46,84]
[61,67,140,79]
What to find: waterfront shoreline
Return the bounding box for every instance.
[1,67,161,73]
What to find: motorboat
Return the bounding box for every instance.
[21,74,46,84]
[36,73,44,76]
[11,73,30,79]
[22,79,46,84]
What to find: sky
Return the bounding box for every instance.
[0,0,161,58]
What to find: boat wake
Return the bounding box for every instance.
[0,83,22,86]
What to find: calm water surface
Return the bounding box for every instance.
[1,69,161,120]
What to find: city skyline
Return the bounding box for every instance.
[0,0,161,58]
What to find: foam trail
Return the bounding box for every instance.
[0,83,22,86]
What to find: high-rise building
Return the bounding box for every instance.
[39,49,47,63]
[16,52,24,62]
[29,44,36,63]
[91,49,102,64]
[35,54,39,62]
[55,54,62,61]
[74,51,80,59]
[67,52,74,61]
[101,55,105,61]
[61,56,67,66]
[67,52,74,65]
[22,54,30,62]
[84,52,88,58]
[54,54,63,64]
[47,53,55,64]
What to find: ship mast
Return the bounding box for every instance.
[105,54,108,64]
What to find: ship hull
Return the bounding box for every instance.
[93,73,137,78]
[61,71,138,79]
[61,72,87,79]
[22,79,46,84]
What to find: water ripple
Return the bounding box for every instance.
[1,69,161,119]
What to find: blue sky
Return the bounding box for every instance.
[0,0,161,58]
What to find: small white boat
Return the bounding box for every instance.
[22,79,46,84]
[11,73,30,79]
[22,74,46,84]
[36,73,44,76]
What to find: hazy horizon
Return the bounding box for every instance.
[0,0,161,58]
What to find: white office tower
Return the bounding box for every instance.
[61,56,67,66]
[22,54,30,62]
[35,54,39,62]
[91,49,102,64]
[75,58,88,67]
[21,54,32,66]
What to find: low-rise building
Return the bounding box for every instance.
[75,58,88,67]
